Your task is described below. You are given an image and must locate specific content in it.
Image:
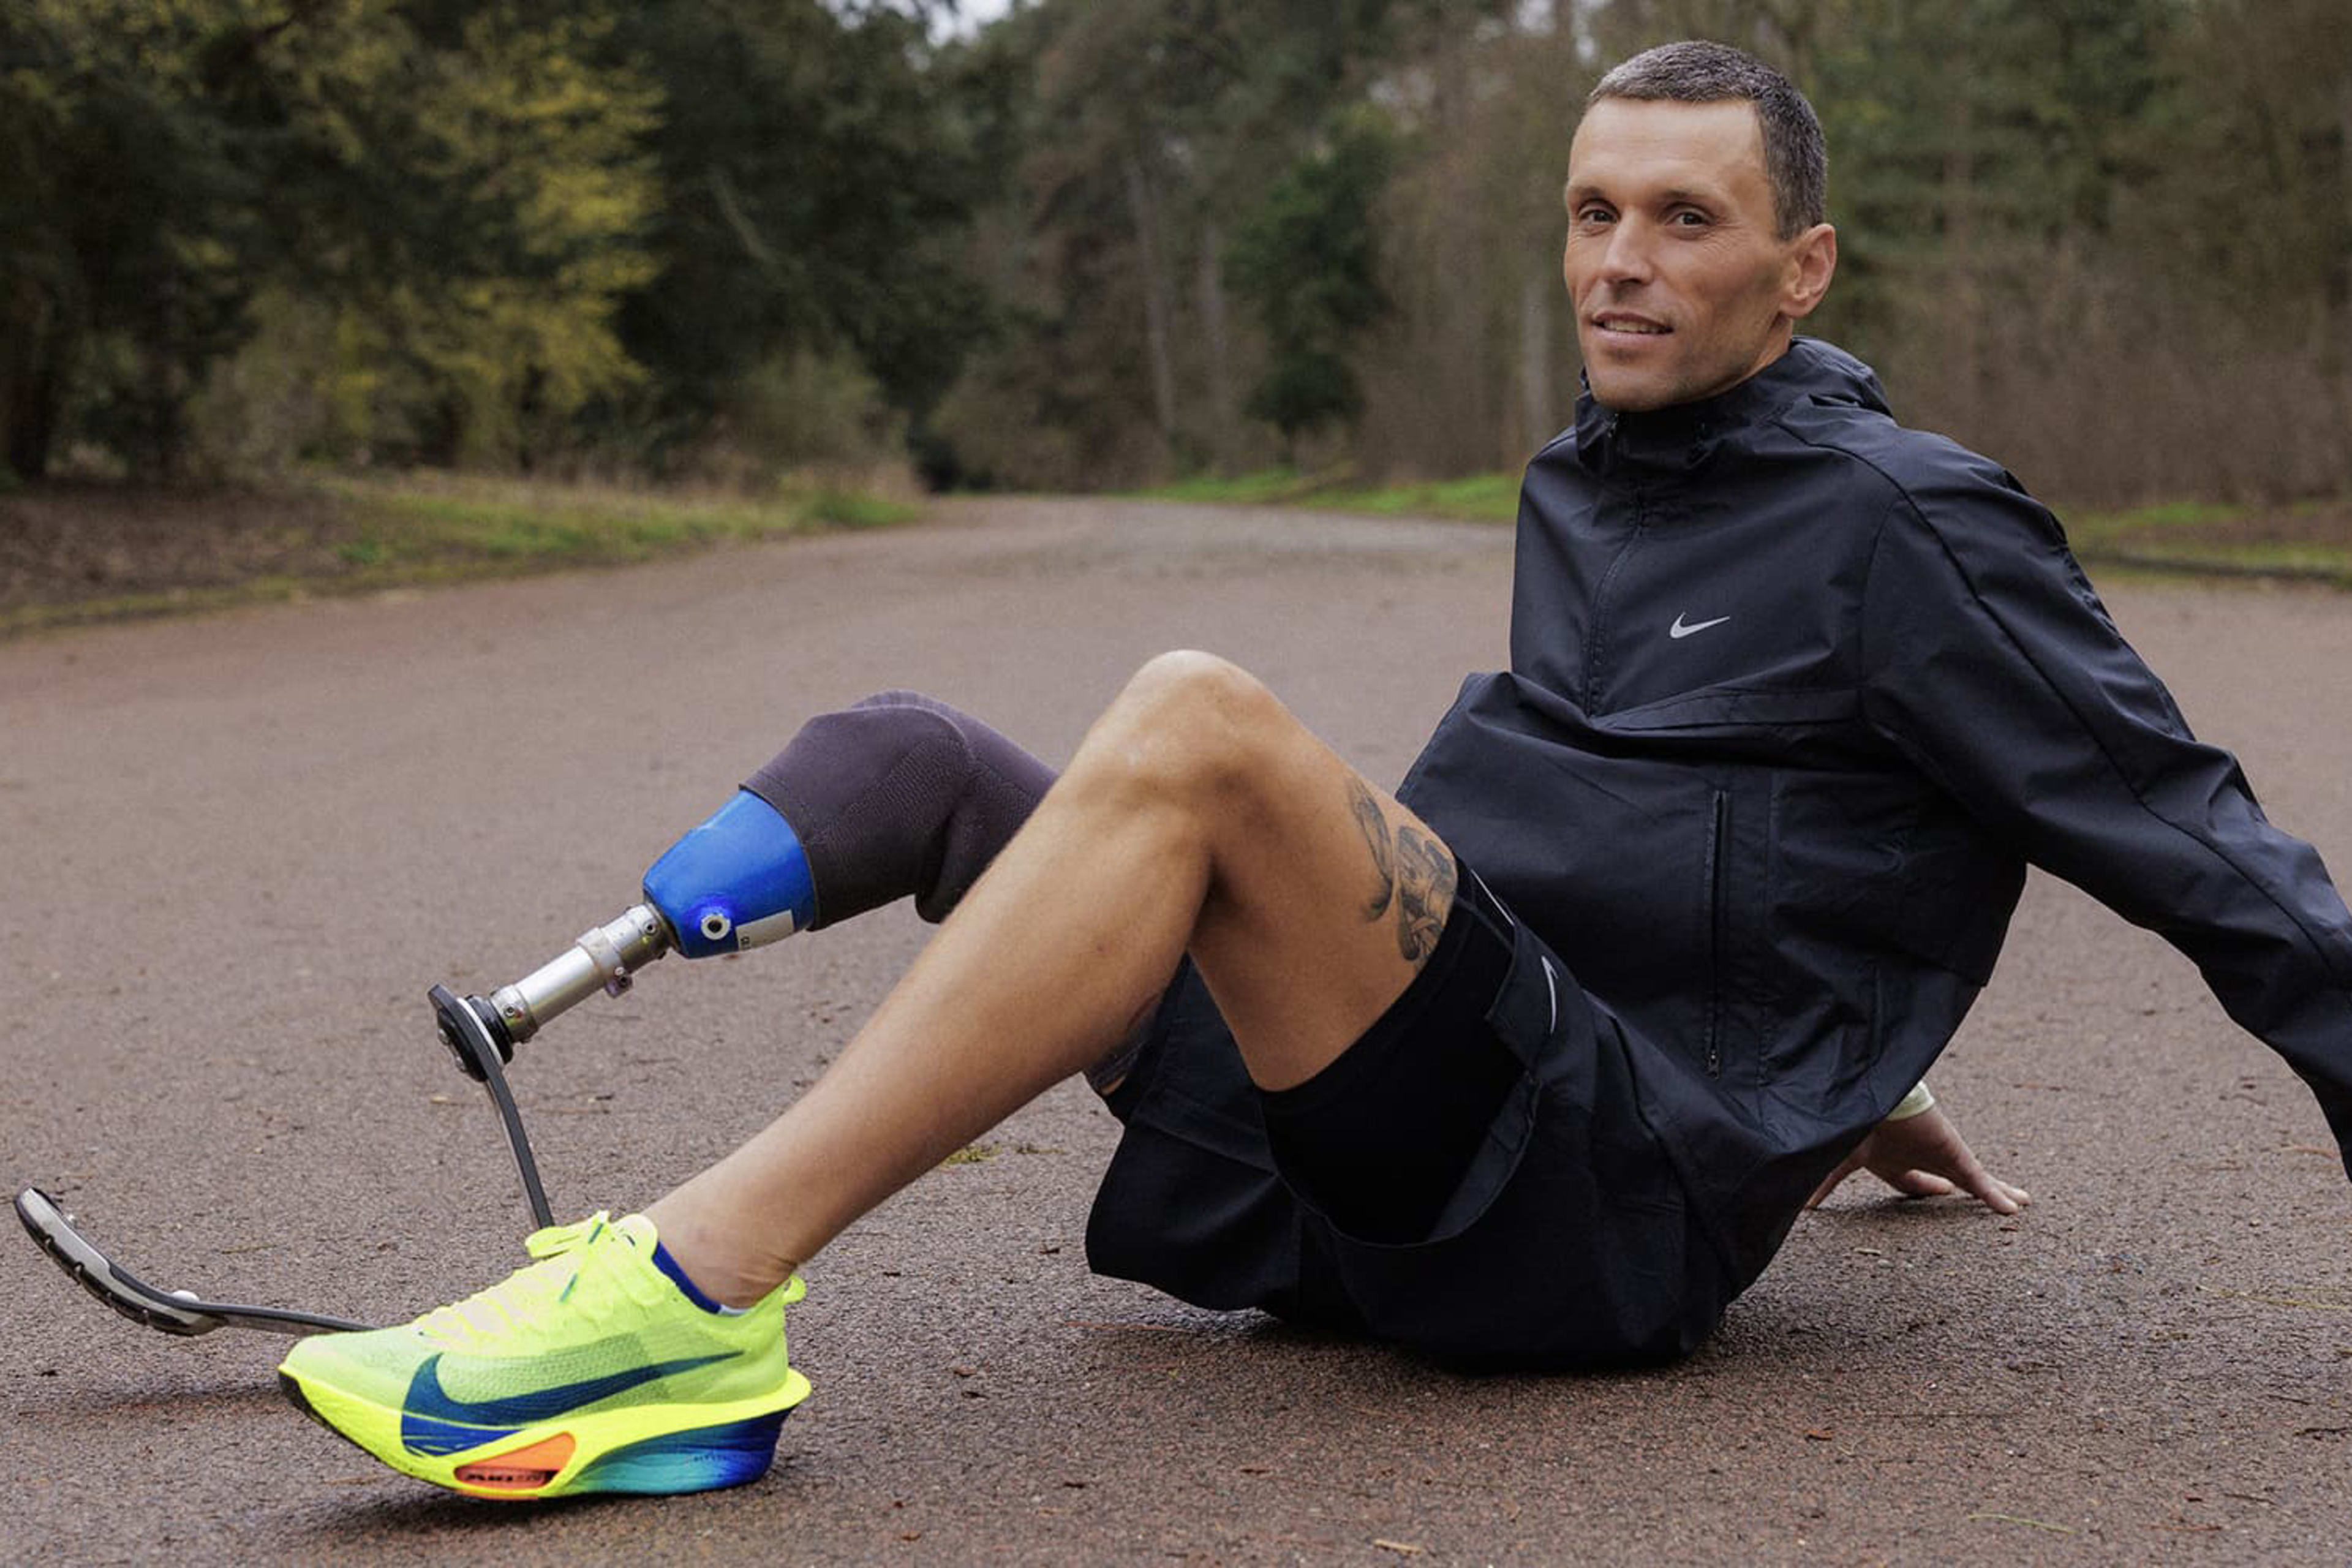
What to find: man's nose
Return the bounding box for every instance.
[1599,217,1655,283]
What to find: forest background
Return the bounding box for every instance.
[2,0,2346,530]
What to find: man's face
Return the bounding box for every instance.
[1562,97,1834,413]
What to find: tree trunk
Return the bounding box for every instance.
[2337,72,2351,388]
[1429,23,1487,473]
[1,277,66,481]
[1517,268,1558,461]
[1197,217,1238,469]
[1121,148,1180,458]
[1940,67,1980,439]
[144,271,189,483]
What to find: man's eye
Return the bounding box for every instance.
[1670,209,1711,227]
[1576,206,1615,225]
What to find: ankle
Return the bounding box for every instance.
[642,1197,799,1311]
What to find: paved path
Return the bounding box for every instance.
[4,497,2349,1564]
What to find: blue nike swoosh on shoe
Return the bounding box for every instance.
[401,1409,523,1457]
[401,1350,739,1446]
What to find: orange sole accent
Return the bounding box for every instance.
[454,1431,577,1491]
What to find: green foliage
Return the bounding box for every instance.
[1811,1,2163,345]
[1226,111,1396,445]
[7,0,2348,505]
[2130,0,2350,330]
[219,2,663,471]
[2,0,987,482]
[718,350,904,479]
[1,0,264,477]
[183,287,336,474]
[600,1,990,469]
[929,0,1490,486]
[0,0,666,478]
[386,7,661,468]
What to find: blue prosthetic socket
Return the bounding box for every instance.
[641,791,818,959]
[636,694,1136,1089]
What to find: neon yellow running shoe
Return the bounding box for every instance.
[277,1213,809,1499]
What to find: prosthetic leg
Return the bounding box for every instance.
[429,789,815,1083]
[21,694,1056,1338]
[434,690,1057,1074]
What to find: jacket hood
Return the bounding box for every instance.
[1571,336,1890,472]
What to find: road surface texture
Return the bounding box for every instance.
[6,497,2350,1565]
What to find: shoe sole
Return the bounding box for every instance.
[279,1363,812,1499]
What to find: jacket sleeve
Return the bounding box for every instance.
[1856,456,2352,1170]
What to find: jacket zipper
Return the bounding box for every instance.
[1704,789,1730,1078]
[1581,490,1646,713]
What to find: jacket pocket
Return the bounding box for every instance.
[1702,789,1730,1078]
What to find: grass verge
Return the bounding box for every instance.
[2065,498,2352,588]
[1141,469,2352,587]
[1139,467,1519,523]
[0,470,921,639]
[325,470,914,571]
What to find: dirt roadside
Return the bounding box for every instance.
[0,482,370,617]
[0,475,898,636]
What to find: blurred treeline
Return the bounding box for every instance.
[3,0,2345,505]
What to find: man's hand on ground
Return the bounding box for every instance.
[1804,1103,2029,1215]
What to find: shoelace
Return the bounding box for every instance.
[413,1212,619,1348]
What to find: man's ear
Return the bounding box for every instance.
[1781,222,1838,322]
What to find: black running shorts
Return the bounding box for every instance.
[1085,864,1729,1370]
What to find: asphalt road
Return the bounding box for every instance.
[4,497,2350,1565]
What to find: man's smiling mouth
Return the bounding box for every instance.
[1592,314,1670,336]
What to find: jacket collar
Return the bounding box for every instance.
[1571,336,1888,474]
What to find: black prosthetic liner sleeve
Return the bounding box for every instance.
[742,692,1058,931]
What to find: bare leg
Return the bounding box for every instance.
[647,651,1455,1306]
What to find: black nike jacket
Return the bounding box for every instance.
[1395,336,2352,1295]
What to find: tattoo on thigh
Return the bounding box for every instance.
[1346,777,1396,920]
[1392,826,1457,963]
[1345,776,1455,962]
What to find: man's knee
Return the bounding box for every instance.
[1091,650,1291,805]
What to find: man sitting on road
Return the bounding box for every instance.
[279,41,2352,1500]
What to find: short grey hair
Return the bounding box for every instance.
[1587,40,1826,239]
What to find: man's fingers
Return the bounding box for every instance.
[1804,1152,1864,1208]
[1940,1140,2029,1215]
[1808,1104,2032,1217]
[1804,1126,2031,1216]
[1969,1182,2021,1215]
[1887,1169,1957,1199]
[1937,1146,2027,1214]
[1971,1175,2030,1215]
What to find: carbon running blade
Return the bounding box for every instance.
[13,1188,375,1338]
[428,984,555,1231]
